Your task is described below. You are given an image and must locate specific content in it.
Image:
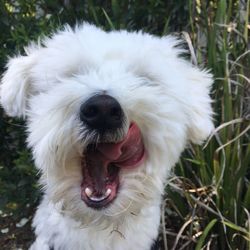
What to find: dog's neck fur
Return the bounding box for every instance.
[31,195,161,250]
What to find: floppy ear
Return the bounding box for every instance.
[186,69,214,144]
[0,54,34,118]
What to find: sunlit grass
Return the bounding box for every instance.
[161,1,250,249]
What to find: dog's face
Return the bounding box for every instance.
[0,24,213,224]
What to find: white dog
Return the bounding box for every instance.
[0,23,213,250]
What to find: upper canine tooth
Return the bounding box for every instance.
[105,188,112,196]
[85,187,93,197]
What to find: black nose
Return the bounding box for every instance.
[80,95,123,130]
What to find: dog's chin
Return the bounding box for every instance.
[80,122,146,209]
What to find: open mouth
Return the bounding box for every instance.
[81,123,146,209]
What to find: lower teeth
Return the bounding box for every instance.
[85,188,112,202]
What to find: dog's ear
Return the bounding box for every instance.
[0,54,35,118]
[186,69,214,144]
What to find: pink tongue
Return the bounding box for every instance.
[88,123,146,170]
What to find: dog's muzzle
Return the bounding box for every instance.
[79,95,146,209]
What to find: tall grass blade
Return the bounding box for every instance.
[195,219,217,250]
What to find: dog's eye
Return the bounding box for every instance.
[136,75,160,87]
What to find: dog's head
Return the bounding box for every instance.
[0,24,213,224]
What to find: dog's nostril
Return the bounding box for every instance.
[110,107,121,119]
[80,95,123,130]
[83,105,99,118]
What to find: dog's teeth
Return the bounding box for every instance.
[89,195,107,202]
[105,188,112,196]
[85,187,93,197]
[87,188,112,202]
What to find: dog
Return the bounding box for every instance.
[0,23,213,250]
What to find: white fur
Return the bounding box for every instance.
[0,23,213,250]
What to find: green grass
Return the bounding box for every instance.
[162,1,250,249]
[0,0,249,249]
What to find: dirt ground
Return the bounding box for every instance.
[0,207,35,250]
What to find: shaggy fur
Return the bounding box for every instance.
[0,23,213,250]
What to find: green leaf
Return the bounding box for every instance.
[102,8,115,30]
[195,219,217,250]
[222,221,250,238]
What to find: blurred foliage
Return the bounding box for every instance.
[0,0,249,249]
